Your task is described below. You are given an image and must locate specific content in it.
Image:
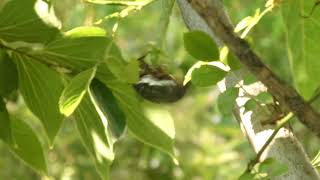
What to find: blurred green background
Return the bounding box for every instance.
[1,0,319,179]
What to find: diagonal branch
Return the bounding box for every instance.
[186,0,320,138]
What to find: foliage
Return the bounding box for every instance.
[0,0,319,179]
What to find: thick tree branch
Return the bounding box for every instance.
[177,0,320,178]
[187,0,320,137]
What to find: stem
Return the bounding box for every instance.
[188,0,320,138]
[247,112,294,171]
[309,87,320,104]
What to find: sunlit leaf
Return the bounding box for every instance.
[144,105,175,139]
[14,54,64,143]
[38,27,118,82]
[64,26,106,37]
[184,30,219,61]
[42,35,109,72]
[106,81,176,160]
[265,0,275,8]
[183,61,205,85]
[238,9,262,38]
[10,117,47,174]
[311,150,320,167]
[74,94,114,180]
[90,79,126,138]
[59,67,97,117]
[191,64,227,87]
[0,0,60,43]
[234,16,252,33]
[219,46,229,63]
[282,1,320,99]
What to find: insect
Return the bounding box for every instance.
[133,55,188,103]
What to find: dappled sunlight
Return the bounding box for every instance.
[1,0,319,179]
[34,0,61,29]
[144,106,175,139]
[91,131,114,162]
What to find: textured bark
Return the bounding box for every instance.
[177,0,320,179]
[186,0,320,138]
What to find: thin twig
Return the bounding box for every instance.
[309,87,320,104]
[188,0,320,137]
[246,112,293,171]
[245,88,320,172]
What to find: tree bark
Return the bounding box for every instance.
[177,0,320,179]
[186,0,320,138]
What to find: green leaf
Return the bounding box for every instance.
[0,0,60,43]
[218,88,239,115]
[227,52,242,70]
[104,58,138,84]
[156,0,175,47]
[59,67,97,117]
[106,81,176,160]
[244,99,257,111]
[143,105,175,140]
[64,26,107,37]
[258,158,288,177]
[104,57,127,81]
[43,35,108,70]
[238,171,255,180]
[259,158,276,173]
[90,79,126,138]
[243,73,258,85]
[40,28,116,81]
[73,94,114,180]
[183,61,205,85]
[0,98,13,144]
[311,150,320,167]
[14,54,64,143]
[191,64,227,87]
[184,31,219,61]
[235,9,263,38]
[234,16,253,33]
[269,163,288,177]
[282,1,320,99]
[123,59,139,83]
[256,92,273,104]
[10,117,47,174]
[0,51,18,96]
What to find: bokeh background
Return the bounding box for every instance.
[1,0,319,179]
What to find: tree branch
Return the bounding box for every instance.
[187,0,320,138]
[247,112,293,171]
[177,0,320,178]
